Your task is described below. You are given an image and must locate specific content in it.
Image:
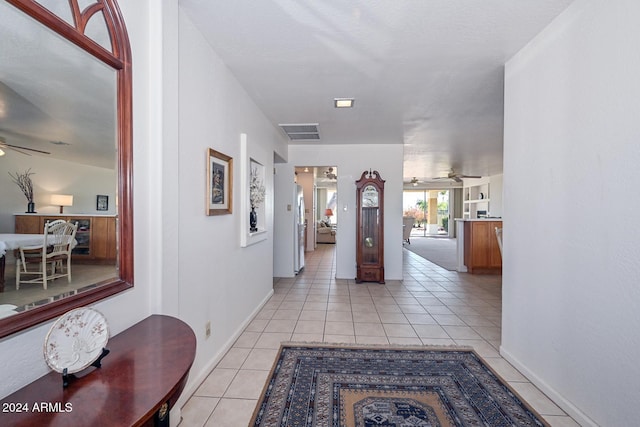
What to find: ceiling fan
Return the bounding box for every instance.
[433,169,481,183]
[0,136,51,156]
[324,167,337,180]
[409,177,421,186]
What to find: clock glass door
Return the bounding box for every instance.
[361,185,379,264]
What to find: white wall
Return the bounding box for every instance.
[274,144,404,280]
[273,163,296,277]
[488,174,503,218]
[502,1,640,425]
[173,8,287,393]
[0,154,116,232]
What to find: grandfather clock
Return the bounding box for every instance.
[355,170,385,283]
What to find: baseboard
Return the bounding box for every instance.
[499,345,597,427]
[174,289,275,417]
[169,407,181,427]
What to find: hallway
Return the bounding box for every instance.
[181,245,578,426]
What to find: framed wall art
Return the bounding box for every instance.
[96,195,109,211]
[207,148,233,215]
[240,133,267,247]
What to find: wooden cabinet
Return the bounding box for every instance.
[15,215,116,263]
[91,216,117,260]
[463,220,502,273]
[14,214,40,234]
[355,170,385,283]
[0,315,196,427]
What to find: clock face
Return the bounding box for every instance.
[362,185,378,207]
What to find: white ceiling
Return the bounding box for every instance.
[181,0,574,184]
[0,1,116,169]
[2,2,574,175]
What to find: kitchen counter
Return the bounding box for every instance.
[455,218,503,273]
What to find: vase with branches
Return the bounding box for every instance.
[9,169,36,213]
[249,167,265,232]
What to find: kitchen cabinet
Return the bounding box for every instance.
[463,220,502,273]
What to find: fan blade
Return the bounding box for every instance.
[4,143,50,155]
[460,175,481,179]
[1,145,31,156]
[452,176,463,183]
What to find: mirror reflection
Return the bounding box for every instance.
[0,1,118,320]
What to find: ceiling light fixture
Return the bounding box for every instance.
[0,148,5,156]
[334,98,354,108]
[325,167,337,180]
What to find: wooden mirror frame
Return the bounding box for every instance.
[0,0,133,338]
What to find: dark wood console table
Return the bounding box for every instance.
[0,315,196,426]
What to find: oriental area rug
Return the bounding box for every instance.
[250,345,548,427]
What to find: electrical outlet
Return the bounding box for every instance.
[205,321,211,339]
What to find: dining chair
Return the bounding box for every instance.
[16,221,78,290]
[45,219,67,272]
[45,219,66,229]
[402,216,415,244]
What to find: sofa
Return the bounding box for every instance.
[317,221,336,244]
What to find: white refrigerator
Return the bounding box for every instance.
[294,185,305,274]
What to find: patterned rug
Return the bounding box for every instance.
[250,345,548,427]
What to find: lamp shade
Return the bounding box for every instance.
[51,194,73,206]
[324,208,333,217]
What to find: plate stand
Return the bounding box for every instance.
[62,347,110,388]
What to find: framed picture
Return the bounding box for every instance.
[207,148,233,215]
[240,133,267,247]
[96,195,109,211]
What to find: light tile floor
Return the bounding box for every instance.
[180,244,580,427]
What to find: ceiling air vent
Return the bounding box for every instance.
[279,123,319,140]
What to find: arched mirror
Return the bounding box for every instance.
[0,0,133,338]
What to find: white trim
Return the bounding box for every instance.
[175,289,275,419]
[500,346,598,427]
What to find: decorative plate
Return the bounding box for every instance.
[44,307,110,374]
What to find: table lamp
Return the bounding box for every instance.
[324,208,333,222]
[51,194,73,214]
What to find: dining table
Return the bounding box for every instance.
[0,233,50,292]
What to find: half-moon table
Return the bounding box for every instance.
[0,314,196,426]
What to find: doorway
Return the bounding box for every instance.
[403,189,451,237]
[295,166,338,251]
[403,189,458,271]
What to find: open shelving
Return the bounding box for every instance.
[463,180,491,219]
